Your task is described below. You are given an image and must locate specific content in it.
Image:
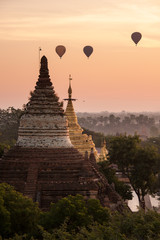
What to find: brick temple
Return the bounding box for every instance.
[0,56,123,210]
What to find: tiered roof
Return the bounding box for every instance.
[17,56,72,148]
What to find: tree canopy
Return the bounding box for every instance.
[40,194,111,232]
[1,184,160,240]
[0,183,40,238]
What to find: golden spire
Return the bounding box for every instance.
[65,75,99,162]
[68,74,72,99]
[64,74,76,102]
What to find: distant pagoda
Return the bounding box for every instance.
[65,75,99,161]
[0,56,123,210]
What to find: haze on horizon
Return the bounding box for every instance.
[1,0,160,113]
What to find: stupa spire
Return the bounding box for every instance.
[64,75,76,101]
[39,55,49,78]
[25,56,64,115]
[68,74,72,99]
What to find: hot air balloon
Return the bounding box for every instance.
[83,46,93,58]
[55,45,66,58]
[131,32,142,46]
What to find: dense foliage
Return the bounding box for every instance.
[40,194,110,232]
[1,184,160,240]
[0,183,40,238]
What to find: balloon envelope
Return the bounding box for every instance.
[131,32,142,45]
[55,45,66,58]
[83,46,93,58]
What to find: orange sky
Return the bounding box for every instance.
[1,0,160,112]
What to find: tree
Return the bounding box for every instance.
[98,161,132,201]
[108,134,160,209]
[150,126,159,137]
[108,134,140,173]
[0,183,40,238]
[40,194,111,232]
[111,209,160,240]
[130,146,159,207]
[0,107,24,145]
[0,143,10,157]
[0,194,11,237]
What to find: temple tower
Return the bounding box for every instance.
[98,139,108,162]
[0,57,123,210]
[65,75,99,161]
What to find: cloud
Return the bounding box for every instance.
[1,0,160,47]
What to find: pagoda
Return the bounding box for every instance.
[65,75,98,161]
[0,56,123,210]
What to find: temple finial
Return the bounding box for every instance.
[68,74,72,99]
[40,56,49,78]
[64,74,76,101]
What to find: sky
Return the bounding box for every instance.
[1,0,160,112]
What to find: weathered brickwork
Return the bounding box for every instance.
[17,114,72,148]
